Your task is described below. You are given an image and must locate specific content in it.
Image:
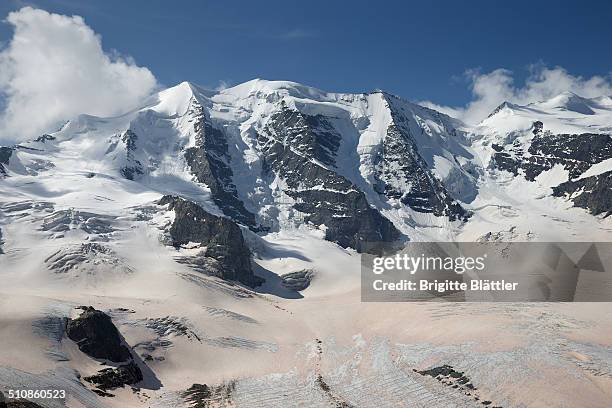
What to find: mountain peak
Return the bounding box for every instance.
[485,101,520,119]
[534,91,596,115]
[148,81,205,117]
[219,78,329,102]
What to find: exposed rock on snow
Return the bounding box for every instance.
[416,365,500,407]
[119,129,144,181]
[65,306,132,363]
[159,195,263,287]
[34,134,56,143]
[83,361,143,392]
[65,307,148,394]
[184,102,259,229]
[0,146,13,177]
[0,392,46,407]
[376,123,469,220]
[553,170,612,216]
[181,382,236,408]
[491,130,612,181]
[259,106,402,251]
[280,269,314,291]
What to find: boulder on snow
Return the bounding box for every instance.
[65,306,131,363]
[280,270,314,291]
[83,361,143,391]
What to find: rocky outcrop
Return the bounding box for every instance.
[0,392,46,407]
[0,146,13,177]
[65,306,132,363]
[184,103,259,230]
[83,361,143,391]
[119,130,144,180]
[182,382,236,408]
[416,365,502,407]
[490,126,611,215]
[553,171,612,216]
[280,270,314,291]
[491,130,612,181]
[376,122,469,221]
[0,227,4,255]
[65,307,145,393]
[34,134,56,143]
[259,106,402,252]
[159,195,262,287]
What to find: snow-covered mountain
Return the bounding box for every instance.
[2,80,608,246]
[0,80,611,407]
[475,91,612,219]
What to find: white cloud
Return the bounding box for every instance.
[0,7,157,143]
[421,66,612,125]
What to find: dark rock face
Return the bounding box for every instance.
[416,365,502,407]
[65,306,131,363]
[159,195,262,287]
[280,270,314,291]
[491,126,612,215]
[487,101,519,119]
[34,134,56,143]
[553,171,612,216]
[182,382,236,408]
[119,130,144,180]
[492,130,612,181]
[0,396,46,407]
[379,94,472,220]
[83,361,143,391]
[0,227,4,255]
[259,107,402,252]
[65,306,146,392]
[184,103,258,230]
[376,123,469,221]
[532,120,544,135]
[0,146,13,177]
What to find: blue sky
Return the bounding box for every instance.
[0,0,612,132]
[2,0,611,107]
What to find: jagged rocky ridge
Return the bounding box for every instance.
[65,307,144,392]
[375,97,471,220]
[258,105,402,250]
[119,129,144,181]
[491,123,612,181]
[184,103,260,230]
[159,195,261,287]
[553,171,612,216]
[0,146,12,177]
[490,121,612,215]
[65,306,132,362]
